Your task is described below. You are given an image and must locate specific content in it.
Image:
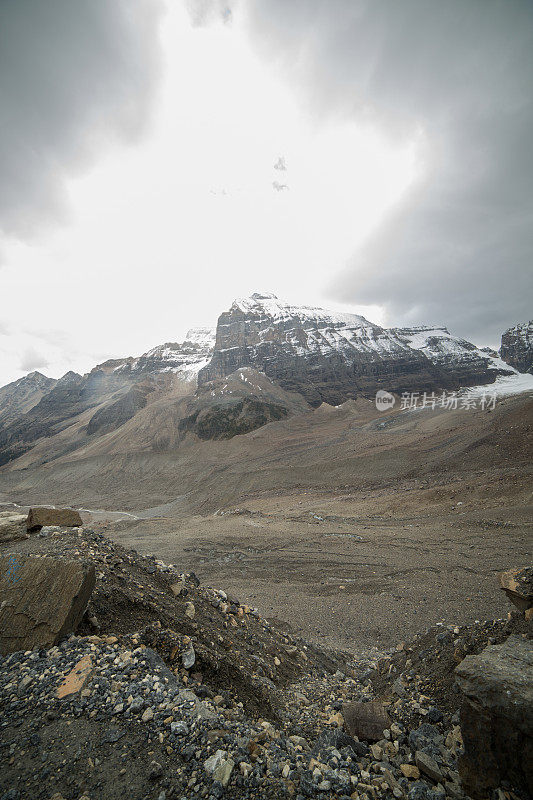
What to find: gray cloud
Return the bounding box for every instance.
[0,0,163,242]
[274,156,286,171]
[224,0,533,344]
[272,181,288,192]
[20,347,48,372]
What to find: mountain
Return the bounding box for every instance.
[0,329,215,466]
[500,321,533,374]
[0,371,57,431]
[198,292,513,405]
[0,294,527,470]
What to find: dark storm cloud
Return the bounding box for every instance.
[213,0,533,344]
[0,0,163,242]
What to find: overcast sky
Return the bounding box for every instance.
[0,0,531,387]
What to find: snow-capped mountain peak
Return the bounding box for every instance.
[230,292,370,330]
[199,292,515,405]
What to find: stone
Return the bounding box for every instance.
[408,724,443,760]
[171,721,188,735]
[312,729,368,758]
[343,700,390,742]
[182,642,195,669]
[407,781,442,800]
[213,757,234,787]
[499,567,533,611]
[455,635,533,799]
[400,764,421,779]
[56,655,93,698]
[141,707,154,722]
[370,744,383,761]
[415,751,443,782]
[0,555,95,654]
[0,512,29,543]
[204,750,227,776]
[148,761,163,780]
[26,507,82,531]
[392,677,407,698]
[184,601,195,619]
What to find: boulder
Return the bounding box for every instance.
[343,700,390,742]
[0,554,95,653]
[0,512,29,543]
[26,507,82,532]
[455,635,533,799]
[499,567,533,612]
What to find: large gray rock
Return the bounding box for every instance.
[0,554,95,653]
[0,512,29,543]
[455,635,533,799]
[26,507,82,531]
[343,699,390,742]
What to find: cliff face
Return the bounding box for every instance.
[198,293,511,405]
[500,322,533,373]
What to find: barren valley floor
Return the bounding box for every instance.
[1,394,531,653]
[90,485,531,652]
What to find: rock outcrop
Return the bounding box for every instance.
[199,293,512,405]
[179,397,290,440]
[26,507,83,531]
[499,567,533,612]
[500,321,533,373]
[0,554,95,653]
[455,635,533,799]
[0,512,29,543]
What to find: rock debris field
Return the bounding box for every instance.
[0,519,531,800]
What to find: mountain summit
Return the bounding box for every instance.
[199,293,513,405]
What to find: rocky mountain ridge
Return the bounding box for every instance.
[0,294,526,467]
[199,293,514,405]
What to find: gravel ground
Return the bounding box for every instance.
[0,527,530,800]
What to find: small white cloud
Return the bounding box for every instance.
[272,181,289,192]
[274,156,287,171]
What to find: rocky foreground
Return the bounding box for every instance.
[0,511,531,800]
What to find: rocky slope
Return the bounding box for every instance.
[1,523,530,800]
[0,371,57,430]
[199,293,513,405]
[500,321,533,373]
[0,330,216,467]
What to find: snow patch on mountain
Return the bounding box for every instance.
[465,372,533,398]
[113,328,216,381]
[230,292,370,330]
[394,326,515,374]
